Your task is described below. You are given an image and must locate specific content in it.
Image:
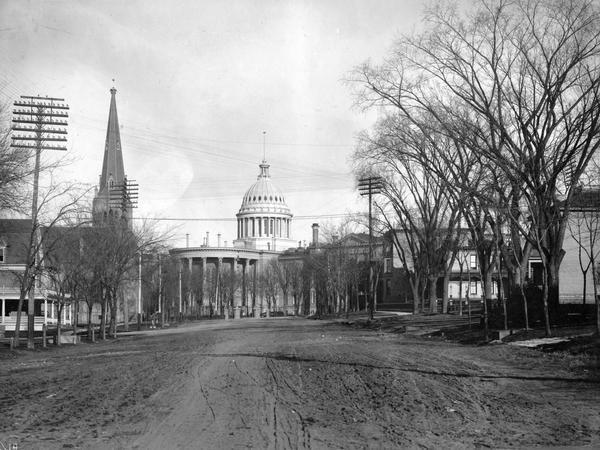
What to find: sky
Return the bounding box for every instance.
[0,0,426,247]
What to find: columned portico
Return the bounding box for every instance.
[169,247,277,319]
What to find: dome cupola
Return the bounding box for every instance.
[238,161,292,216]
[233,160,294,251]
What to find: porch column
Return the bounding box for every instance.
[188,257,193,314]
[215,258,222,315]
[201,257,207,313]
[241,259,247,313]
[253,260,259,317]
[229,259,235,311]
[44,298,48,324]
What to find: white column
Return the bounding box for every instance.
[44,298,48,324]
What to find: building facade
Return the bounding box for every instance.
[170,158,296,317]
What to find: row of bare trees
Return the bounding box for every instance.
[1,101,169,346]
[350,0,600,336]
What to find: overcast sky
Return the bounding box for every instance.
[0,0,425,247]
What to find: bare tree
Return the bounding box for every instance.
[12,181,89,348]
[351,0,600,335]
[355,123,462,314]
[0,102,34,213]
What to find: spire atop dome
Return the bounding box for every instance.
[258,161,270,179]
[99,85,125,192]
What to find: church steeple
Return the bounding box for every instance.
[93,86,131,224]
[98,86,125,193]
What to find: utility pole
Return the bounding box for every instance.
[108,175,139,223]
[358,176,383,321]
[11,95,69,349]
[178,263,183,321]
[158,254,163,326]
[138,252,142,330]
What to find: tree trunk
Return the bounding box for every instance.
[442,273,449,314]
[123,287,129,332]
[73,298,79,343]
[87,304,94,341]
[592,261,599,335]
[57,304,63,347]
[542,265,552,337]
[14,292,26,348]
[546,254,563,322]
[100,297,107,340]
[582,269,588,306]
[428,276,437,314]
[111,294,118,339]
[458,265,464,316]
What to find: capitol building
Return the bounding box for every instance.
[170,157,302,318]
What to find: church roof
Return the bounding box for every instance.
[237,160,292,216]
[98,87,125,193]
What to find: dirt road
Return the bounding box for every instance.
[1,318,599,449]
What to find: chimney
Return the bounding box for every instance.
[217,233,221,247]
[206,232,210,247]
[312,223,319,247]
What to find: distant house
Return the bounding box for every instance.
[0,219,74,331]
[558,186,600,305]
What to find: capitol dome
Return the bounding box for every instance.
[233,160,295,251]
[239,162,292,215]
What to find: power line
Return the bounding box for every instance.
[130,213,358,222]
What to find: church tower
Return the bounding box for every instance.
[92,86,134,224]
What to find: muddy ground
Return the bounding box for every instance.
[0,316,599,449]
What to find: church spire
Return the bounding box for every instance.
[93,85,132,225]
[98,85,125,193]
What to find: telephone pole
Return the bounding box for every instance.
[358,176,383,320]
[11,96,69,349]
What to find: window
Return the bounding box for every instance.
[470,281,478,295]
[469,254,477,270]
[0,247,4,263]
[384,258,392,273]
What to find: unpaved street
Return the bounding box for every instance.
[1,318,599,449]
